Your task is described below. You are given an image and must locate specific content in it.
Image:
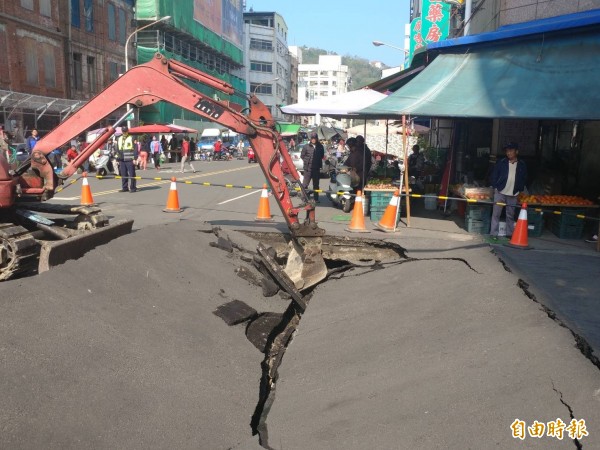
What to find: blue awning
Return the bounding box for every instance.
[356,28,600,120]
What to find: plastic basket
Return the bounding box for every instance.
[465,218,490,234]
[526,209,544,237]
[466,204,492,221]
[370,209,401,225]
[549,209,585,239]
[368,191,395,208]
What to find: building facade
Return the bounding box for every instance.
[297,54,349,127]
[0,0,134,138]
[243,11,291,123]
[134,1,246,127]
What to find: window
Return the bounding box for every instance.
[321,80,329,86]
[250,61,272,73]
[298,71,308,77]
[108,61,119,82]
[309,71,318,76]
[84,0,94,32]
[309,81,318,86]
[320,70,328,76]
[24,39,38,85]
[40,0,51,17]
[250,83,273,95]
[87,56,97,94]
[249,38,273,51]
[118,8,126,45]
[43,45,56,87]
[20,0,33,10]
[73,52,83,91]
[71,0,80,28]
[107,4,116,41]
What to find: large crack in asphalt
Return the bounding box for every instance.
[551,381,583,449]
[206,229,486,449]
[494,250,600,372]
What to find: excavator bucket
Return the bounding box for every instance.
[38,219,134,273]
[284,237,328,291]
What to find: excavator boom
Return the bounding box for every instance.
[2,53,327,288]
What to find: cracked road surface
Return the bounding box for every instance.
[0,220,599,449]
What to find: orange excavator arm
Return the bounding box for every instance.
[24,53,320,238]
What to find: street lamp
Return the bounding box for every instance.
[372,40,408,55]
[252,77,280,95]
[125,16,171,71]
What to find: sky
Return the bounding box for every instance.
[244,0,411,67]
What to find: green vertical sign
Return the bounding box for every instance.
[421,0,451,44]
[406,17,423,69]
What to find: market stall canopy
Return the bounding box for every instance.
[355,27,600,120]
[127,124,198,134]
[280,89,387,118]
[345,123,428,136]
[167,124,198,133]
[277,123,301,137]
[127,124,174,134]
[309,125,347,141]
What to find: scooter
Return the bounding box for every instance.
[90,149,113,176]
[325,158,354,213]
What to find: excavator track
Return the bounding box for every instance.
[0,224,40,281]
[17,203,109,229]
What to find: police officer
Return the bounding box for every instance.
[117,127,137,192]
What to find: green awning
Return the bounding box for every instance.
[357,29,600,119]
[277,123,301,136]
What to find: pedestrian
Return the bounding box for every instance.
[189,137,196,161]
[289,137,296,151]
[336,138,347,162]
[150,135,162,171]
[26,129,40,154]
[213,139,222,160]
[108,137,119,174]
[300,132,325,202]
[236,139,244,158]
[490,142,528,239]
[169,135,178,162]
[138,136,149,170]
[0,125,11,162]
[408,144,425,176]
[180,137,196,173]
[116,127,138,192]
[50,147,62,169]
[66,145,78,162]
[346,135,372,192]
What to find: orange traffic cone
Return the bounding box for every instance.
[506,203,532,249]
[346,191,370,233]
[375,189,400,233]
[163,177,183,213]
[255,184,273,222]
[80,172,95,206]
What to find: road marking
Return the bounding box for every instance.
[217,189,261,205]
[53,165,258,199]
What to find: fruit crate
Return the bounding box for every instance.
[526,209,544,237]
[465,218,490,234]
[370,209,401,225]
[550,209,585,239]
[368,191,395,208]
[466,204,492,221]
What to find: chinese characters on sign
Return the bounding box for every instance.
[511,419,589,440]
[407,1,451,67]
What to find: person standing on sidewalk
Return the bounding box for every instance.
[490,142,527,238]
[180,137,195,173]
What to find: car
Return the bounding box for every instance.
[288,147,334,178]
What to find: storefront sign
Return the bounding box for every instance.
[420,0,451,44]
[406,17,423,68]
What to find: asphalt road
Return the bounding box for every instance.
[1,159,598,449]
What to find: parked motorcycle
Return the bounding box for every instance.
[89,149,113,176]
[325,158,354,213]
